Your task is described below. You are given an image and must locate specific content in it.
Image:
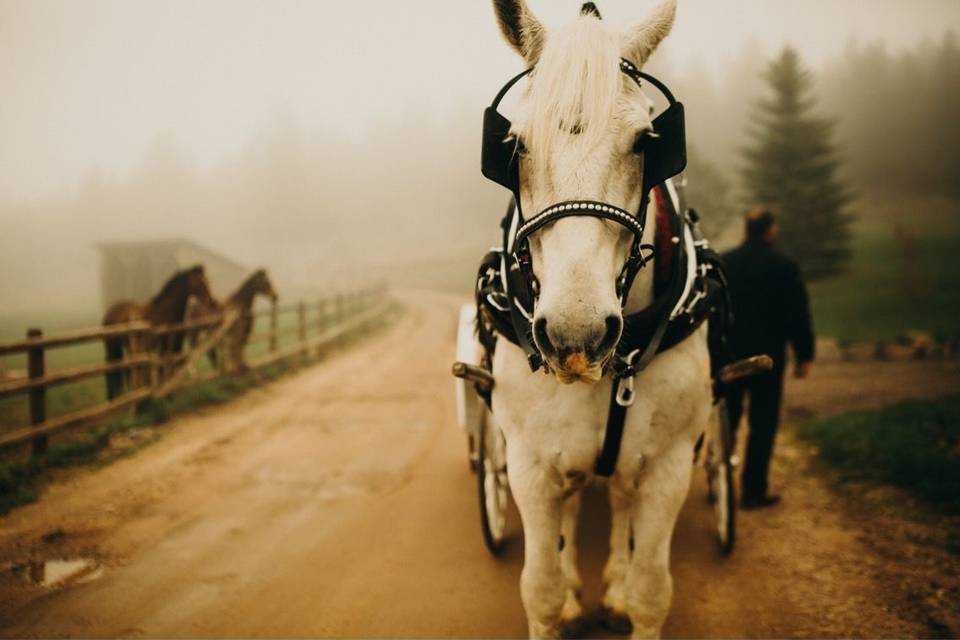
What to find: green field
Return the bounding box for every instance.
[808,196,960,342]
[795,396,960,515]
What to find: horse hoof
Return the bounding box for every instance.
[560,615,590,639]
[600,606,633,635]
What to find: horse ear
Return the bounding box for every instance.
[580,2,602,19]
[492,0,546,65]
[621,0,676,67]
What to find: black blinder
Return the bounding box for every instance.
[482,107,521,191]
[641,101,686,192]
[481,67,533,194]
[481,60,685,197]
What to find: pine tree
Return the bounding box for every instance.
[741,47,854,280]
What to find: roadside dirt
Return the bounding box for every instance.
[0,291,957,638]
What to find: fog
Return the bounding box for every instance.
[1,0,959,315]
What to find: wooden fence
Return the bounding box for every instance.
[0,284,392,456]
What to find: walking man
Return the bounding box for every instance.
[723,208,815,509]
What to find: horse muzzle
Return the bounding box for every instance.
[533,314,622,384]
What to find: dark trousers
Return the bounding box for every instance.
[726,365,785,500]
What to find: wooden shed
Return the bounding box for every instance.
[98,238,248,311]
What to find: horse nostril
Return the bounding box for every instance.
[533,317,555,356]
[594,314,623,356]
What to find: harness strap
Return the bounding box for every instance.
[594,310,672,477]
[506,261,543,371]
[596,386,628,477]
[499,200,544,371]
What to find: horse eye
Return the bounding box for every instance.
[633,129,658,154]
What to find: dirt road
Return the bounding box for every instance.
[1,292,957,637]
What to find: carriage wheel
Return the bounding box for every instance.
[477,412,509,555]
[706,398,736,555]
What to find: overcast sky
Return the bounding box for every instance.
[2,0,957,201]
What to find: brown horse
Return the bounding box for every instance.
[189,268,278,373]
[103,264,217,399]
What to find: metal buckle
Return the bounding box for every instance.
[615,375,635,407]
[615,349,640,407]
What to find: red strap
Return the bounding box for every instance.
[653,186,675,289]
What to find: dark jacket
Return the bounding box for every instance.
[722,240,815,367]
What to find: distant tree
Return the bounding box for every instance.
[741,47,854,279]
[820,33,960,200]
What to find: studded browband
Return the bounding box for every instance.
[514,200,647,248]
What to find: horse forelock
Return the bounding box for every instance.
[513,17,623,175]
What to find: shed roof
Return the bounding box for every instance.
[98,237,247,273]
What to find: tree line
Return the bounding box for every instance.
[677,32,959,279]
[1,32,957,312]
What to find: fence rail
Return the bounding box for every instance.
[0,284,391,456]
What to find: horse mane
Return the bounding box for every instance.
[513,15,623,174]
[152,265,202,304]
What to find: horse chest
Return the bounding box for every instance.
[493,331,710,482]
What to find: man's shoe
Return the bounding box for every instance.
[742,494,781,510]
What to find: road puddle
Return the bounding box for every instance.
[5,558,103,588]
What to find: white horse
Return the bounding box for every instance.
[487,1,712,637]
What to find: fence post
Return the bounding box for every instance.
[269,299,278,354]
[316,298,326,357]
[26,328,47,457]
[145,327,157,391]
[130,327,146,391]
[298,300,307,357]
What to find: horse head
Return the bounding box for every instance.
[184,265,218,310]
[493,0,677,384]
[252,269,278,303]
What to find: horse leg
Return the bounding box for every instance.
[231,336,246,374]
[601,482,635,633]
[508,450,567,639]
[558,491,586,635]
[622,443,694,639]
[104,337,124,400]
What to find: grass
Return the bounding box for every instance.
[808,224,960,343]
[795,396,960,514]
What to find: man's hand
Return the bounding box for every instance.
[794,361,811,379]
